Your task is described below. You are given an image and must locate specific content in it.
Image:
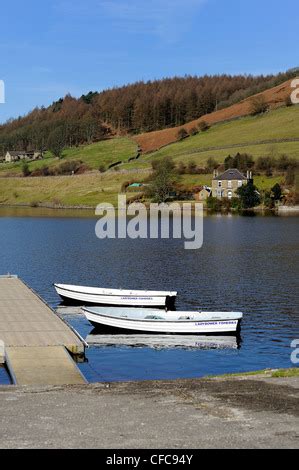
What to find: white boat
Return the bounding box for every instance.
[54,283,177,308]
[83,306,243,334]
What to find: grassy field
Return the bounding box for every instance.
[148,106,299,164]
[0,171,149,207]
[148,141,299,166]
[0,137,137,176]
[0,171,285,208]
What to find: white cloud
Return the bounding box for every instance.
[57,0,207,42]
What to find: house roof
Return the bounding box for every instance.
[213,169,247,181]
[7,150,27,156]
[6,150,38,157]
[200,187,212,193]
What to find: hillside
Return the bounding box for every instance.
[1,71,297,158]
[2,100,296,178]
[0,172,140,207]
[0,103,297,208]
[0,137,137,176]
[134,78,297,153]
[146,105,299,164]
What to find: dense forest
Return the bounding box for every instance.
[0,69,297,156]
[92,71,296,132]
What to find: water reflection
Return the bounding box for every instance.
[86,330,241,350]
[0,206,96,218]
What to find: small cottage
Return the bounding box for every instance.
[194,186,212,201]
[5,150,42,163]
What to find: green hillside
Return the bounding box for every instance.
[0,172,140,207]
[147,106,299,165]
[0,105,297,207]
[1,105,298,178]
[0,137,137,176]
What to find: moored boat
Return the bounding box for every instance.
[83,306,243,334]
[54,283,177,308]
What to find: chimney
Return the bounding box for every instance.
[250,171,253,179]
[247,170,250,179]
[213,169,218,178]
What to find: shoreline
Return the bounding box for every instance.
[0,202,299,216]
[0,369,298,449]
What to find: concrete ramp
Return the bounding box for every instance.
[5,346,86,385]
[0,276,86,385]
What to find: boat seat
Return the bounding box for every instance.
[144,315,164,320]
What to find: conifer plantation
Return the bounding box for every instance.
[0,70,297,156]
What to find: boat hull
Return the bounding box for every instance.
[54,284,176,308]
[83,309,242,334]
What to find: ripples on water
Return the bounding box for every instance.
[0,211,298,382]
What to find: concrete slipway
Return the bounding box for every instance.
[0,275,86,385]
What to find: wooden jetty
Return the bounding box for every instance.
[0,275,86,385]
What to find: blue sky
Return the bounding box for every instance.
[0,0,297,123]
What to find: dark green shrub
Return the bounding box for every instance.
[271,183,282,201]
[224,155,234,170]
[21,161,31,177]
[236,180,260,208]
[230,197,240,209]
[206,196,222,211]
[146,157,177,203]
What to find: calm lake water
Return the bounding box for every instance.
[0,209,298,383]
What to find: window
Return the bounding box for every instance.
[217,189,222,197]
[227,191,233,199]
[218,181,222,188]
[228,180,232,188]
[238,180,242,187]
